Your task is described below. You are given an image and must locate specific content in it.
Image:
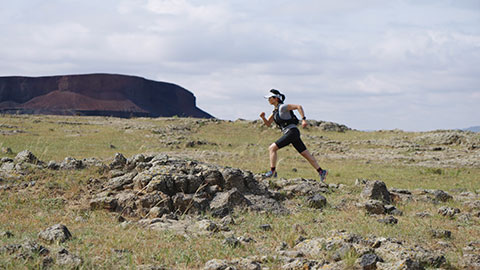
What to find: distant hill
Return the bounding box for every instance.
[0,73,213,118]
[463,126,480,132]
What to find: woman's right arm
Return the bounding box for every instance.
[260,112,274,127]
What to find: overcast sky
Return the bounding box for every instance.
[1,0,479,131]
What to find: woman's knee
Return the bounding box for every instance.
[269,143,279,152]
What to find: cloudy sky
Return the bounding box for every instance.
[1,0,479,131]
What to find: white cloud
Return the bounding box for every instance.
[0,0,479,130]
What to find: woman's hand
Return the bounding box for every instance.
[302,119,308,128]
[260,112,266,119]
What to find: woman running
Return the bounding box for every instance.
[259,89,327,182]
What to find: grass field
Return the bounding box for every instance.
[1,114,479,269]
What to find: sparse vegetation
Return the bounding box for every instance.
[0,114,479,269]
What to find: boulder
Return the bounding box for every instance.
[306,194,327,209]
[365,200,386,215]
[14,150,39,164]
[438,206,460,217]
[361,181,391,204]
[222,168,247,193]
[60,157,84,169]
[56,248,83,268]
[433,190,453,202]
[358,253,380,270]
[38,224,72,243]
[110,153,127,169]
[209,188,251,215]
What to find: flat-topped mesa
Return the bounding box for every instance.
[0,73,213,118]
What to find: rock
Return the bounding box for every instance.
[1,147,13,154]
[107,171,137,191]
[47,160,60,170]
[90,194,118,211]
[0,244,22,255]
[14,150,39,164]
[377,216,398,225]
[306,194,327,209]
[365,200,385,215]
[209,188,251,215]
[38,224,72,243]
[222,168,247,192]
[433,190,453,202]
[110,153,127,169]
[0,231,14,238]
[461,254,480,269]
[385,205,403,216]
[204,259,228,270]
[60,157,84,169]
[361,181,391,204]
[259,224,272,231]
[438,206,460,217]
[223,236,241,248]
[56,248,83,267]
[358,253,380,270]
[429,229,452,239]
[19,240,50,260]
[221,215,235,226]
[202,169,225,188]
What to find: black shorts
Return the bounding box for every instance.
[275,127,307,153]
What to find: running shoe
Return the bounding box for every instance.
[319,169,328,182]
[264,170,277,178]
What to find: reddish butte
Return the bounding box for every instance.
[0,73,213,118]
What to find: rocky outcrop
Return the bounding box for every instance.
[0,74,213,118]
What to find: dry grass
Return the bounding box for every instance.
[1,114,479,269]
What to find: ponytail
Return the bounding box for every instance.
[270,89,286,103]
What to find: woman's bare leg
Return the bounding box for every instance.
[300,149,320,170]
[269,143,279,168]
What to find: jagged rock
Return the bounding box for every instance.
[433,190,453,202]
[365,200,386,215]
[90,192,118,210]
[38,224,72,243]
[384,205,403,216]
[14,150,39,164]
[0,244,22,255]
[438,206,460,217]
[60,157,84,169]
[361,181,391,204]
[358,253,381,270]
[47,160,60,170]
[429,229,452,239]
[107,171,137,190]
[377,216,398,225]
[306,194,327,209]
[0,231,13,238]
[461,254,480,269]
[1,147,13,154]
[204,259,228,270]
[259,224,272,231]
[273,178,329,198]
[19,240,50,258]
[110,152,127,169]
[172,193,209,214]
[209,188,251,215]
[56,248,83,267]
[202,169,225,188]
[222,168,248,193]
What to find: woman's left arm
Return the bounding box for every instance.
[287,104,308,128]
